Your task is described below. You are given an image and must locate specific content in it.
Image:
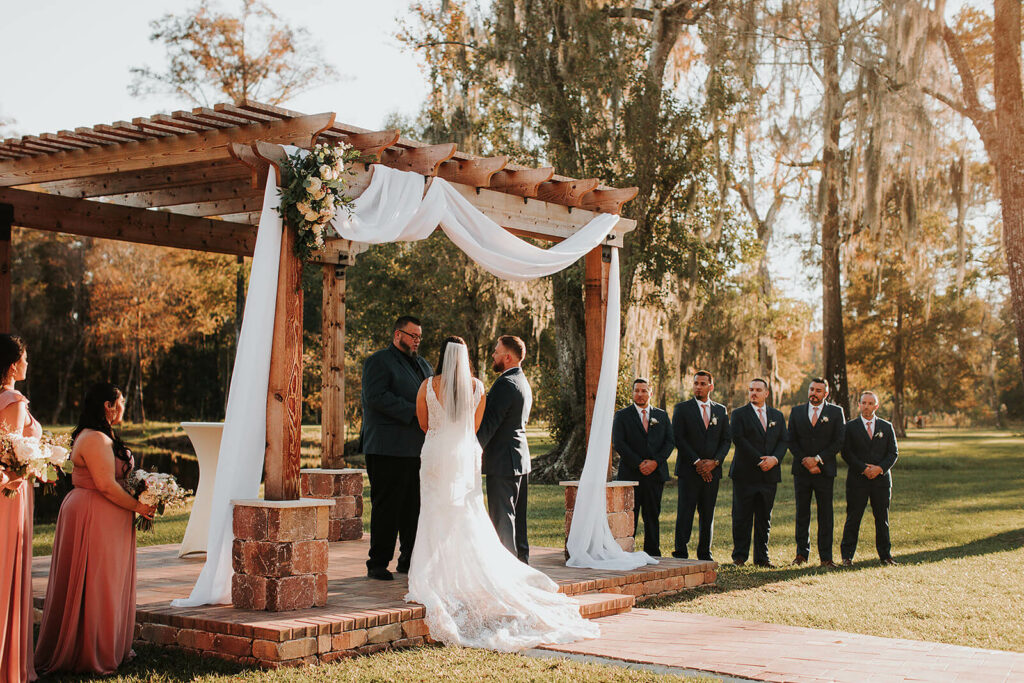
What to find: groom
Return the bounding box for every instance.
[477,335,533,563]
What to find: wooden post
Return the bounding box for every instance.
[320,262,346,468]
[584,244,611,475]
[0,204,10,333]
[264,224,303,501]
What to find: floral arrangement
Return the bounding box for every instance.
[276,142,362,260]
[0,431,71,497]
[122,469,191,532]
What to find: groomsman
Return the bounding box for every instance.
[671,371,731,562]
[361,315,434,580]
[787,378,846,567]
[840,391,899,566]
[612,379,675,557]
[729,378,787,567]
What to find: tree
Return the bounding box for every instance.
[918,1,1024,390]
[129,0,337,105]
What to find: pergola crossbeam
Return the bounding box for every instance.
[0,113,336,187]
[0,187,255,255]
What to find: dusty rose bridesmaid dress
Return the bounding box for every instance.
[0,389,41,683]
[34,442,136,675]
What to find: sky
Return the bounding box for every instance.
[0,0,427,136]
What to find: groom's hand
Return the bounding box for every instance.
[639,459,657,476]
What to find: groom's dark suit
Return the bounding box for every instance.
[671,398,731,561]
[787,402,846,562]
[477,366,532,562]
[730,403,787,565]
[840,416,899,562]
[361,343,433,573]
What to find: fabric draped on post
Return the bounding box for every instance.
[176,159,641,606]
[171,169,282,607]
[565,250,656,570]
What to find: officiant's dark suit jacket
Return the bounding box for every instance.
[840,417,899,561]
[672,399,731,481]
[477,367,532,477]
[360,344,433,458]
[612,405,674,483]
[729,404,788,484]
[787,403,846,477]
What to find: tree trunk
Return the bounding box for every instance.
[819,0,850,416]
[892,300,906,438]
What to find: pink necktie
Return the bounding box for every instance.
[811,406,820,426]
[758,408,766,431]
[702,404,710,428]
[867,421,873,438]
[642,408,649,432]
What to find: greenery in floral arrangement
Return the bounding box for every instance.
[276,142,362,260]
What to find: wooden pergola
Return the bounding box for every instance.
[0,101,637,500]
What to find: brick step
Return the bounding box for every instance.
[575,592,634,620]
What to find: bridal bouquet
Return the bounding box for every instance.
[0,431,71,497]
[122,469,191,531]
[277,141,362,260]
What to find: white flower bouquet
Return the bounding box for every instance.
[277,141,362,260]
[0,431,71,497]
[122,469,191,531]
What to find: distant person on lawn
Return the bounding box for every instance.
[840,391,899,566]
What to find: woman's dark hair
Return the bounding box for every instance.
[0,334,27,386]
[435,336,466,376]
[72,382,131,471]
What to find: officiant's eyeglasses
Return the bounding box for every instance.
[398,330,422,342]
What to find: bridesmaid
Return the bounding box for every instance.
[0,335,39,683]
[35,383,155,675]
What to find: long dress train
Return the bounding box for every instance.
[0,390,40,683]
[405,379,599,651]
[35,454,136,674]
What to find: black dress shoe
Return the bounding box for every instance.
[820,560,836,568]
[671,551,689,559]
[697,555,714,563]
[841,558,854,566]
[880,557,898,566]
[396,565,409,574]
[732,560,746,566]
[792,555,808,566]
[367,567,394,581]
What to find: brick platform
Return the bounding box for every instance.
[32,538,715,669]
[560,480,638,553]
[299,469,364,542]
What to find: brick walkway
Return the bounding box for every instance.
[539,609,1024,682]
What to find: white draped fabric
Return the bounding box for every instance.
[176,160,647,606]
[565,249,657,570]
[171,170,282,607]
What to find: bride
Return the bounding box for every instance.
[405,336,599,651]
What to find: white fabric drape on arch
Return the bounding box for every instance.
[175,161,652,606]
[172,170,282,607]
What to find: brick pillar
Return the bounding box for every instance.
[231,498,332,611]
[560,480,637,558]
[299,468,365,541]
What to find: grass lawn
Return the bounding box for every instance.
[31,425,1024,678]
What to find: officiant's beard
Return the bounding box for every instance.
[396,338,416,356]
[491,358,506,373]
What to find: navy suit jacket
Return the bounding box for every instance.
[360,344,433,458]
[477,367,533,477]
[787,402,846,478]
[842,416,898,484]
[729,403,787,484]
[612,404,674,483]
[671,398,731,481]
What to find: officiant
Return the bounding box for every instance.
[361,315,434,581]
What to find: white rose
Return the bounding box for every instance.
[313,187,327,200]
[139,490,159,506]
[305,176,322,194]
[12,437,41,465]
[296,201,311,215]
[47,445,69,467]
[319,164,332,178]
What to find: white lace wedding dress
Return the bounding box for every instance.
[405,343,599,651]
